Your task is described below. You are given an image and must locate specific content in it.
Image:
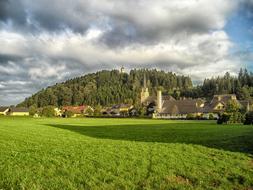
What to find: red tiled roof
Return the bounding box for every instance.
[62,105,88,114]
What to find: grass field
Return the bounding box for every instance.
[0,117,253,190]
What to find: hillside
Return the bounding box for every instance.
[17,69,192,108]
[18,68,253,108]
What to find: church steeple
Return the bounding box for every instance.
[141,73,149,103]
[143,73,147,89]
[120,66,125,73]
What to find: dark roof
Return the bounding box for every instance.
[10,107,29,112]
[0,106,9,112]
[160,99,202,114]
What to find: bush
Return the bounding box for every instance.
[217,113,230,124]
[217,112,244,124]
[41,106,55,117]
[94,105,102,116]
[64,110,74,118]
[209,113,214,120]
[186,113,195,120]
[85,107,94,116]
[244,111,253,125]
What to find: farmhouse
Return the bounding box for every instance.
[103,104,133,116]
[9,107,29,116]
[62,105,93,117]
[204,94,250,113]
[0,107,10,115]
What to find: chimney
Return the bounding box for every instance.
[157,90,162,112]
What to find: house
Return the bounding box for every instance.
[112,104,133,116]
[204,94,250,114]
[62,105,93,117]
[103,104,133,116]
[9,107,29,116]
[0,107,10,115]
[152,92,251,119]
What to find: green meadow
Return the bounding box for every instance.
[0,117,253,190]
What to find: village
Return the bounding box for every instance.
[1,77,251,120]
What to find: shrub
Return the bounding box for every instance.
[64,110,74,118]
[94,105,102,116]
[217,113,230,124]
[186,113,195,120]
[209,113,214,120]
[41,106,55,117]
[244,111,253,125]
[85,107,94,116]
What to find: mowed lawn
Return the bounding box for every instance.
[0,117,253,190]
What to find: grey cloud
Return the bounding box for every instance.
[0,0,238,46]
[0,0,26,25]
[0,54,23,64]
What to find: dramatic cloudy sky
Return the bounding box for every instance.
[0,0,253,105]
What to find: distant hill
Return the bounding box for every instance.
[17,69,192,108]
[17,68,253,108]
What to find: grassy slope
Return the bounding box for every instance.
[0,117,252,190]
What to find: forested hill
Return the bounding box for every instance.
[17,69,193,108]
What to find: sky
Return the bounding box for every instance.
[0,0,253,106]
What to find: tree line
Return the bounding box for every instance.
[181,68,253,101]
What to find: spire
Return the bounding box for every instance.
[140,72,149,103]
[143,73,147,89]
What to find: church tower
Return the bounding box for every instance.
[140,74,150,103]
[120,66,125,73]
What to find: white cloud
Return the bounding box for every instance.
[0,29,239,79]
[28,62,67,80]
[85,28,103,41]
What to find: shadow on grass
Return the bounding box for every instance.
[46,122,253,154]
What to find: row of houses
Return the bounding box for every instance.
[0,104,132,117]
[141,89,251,119]
[0,106,92,117]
